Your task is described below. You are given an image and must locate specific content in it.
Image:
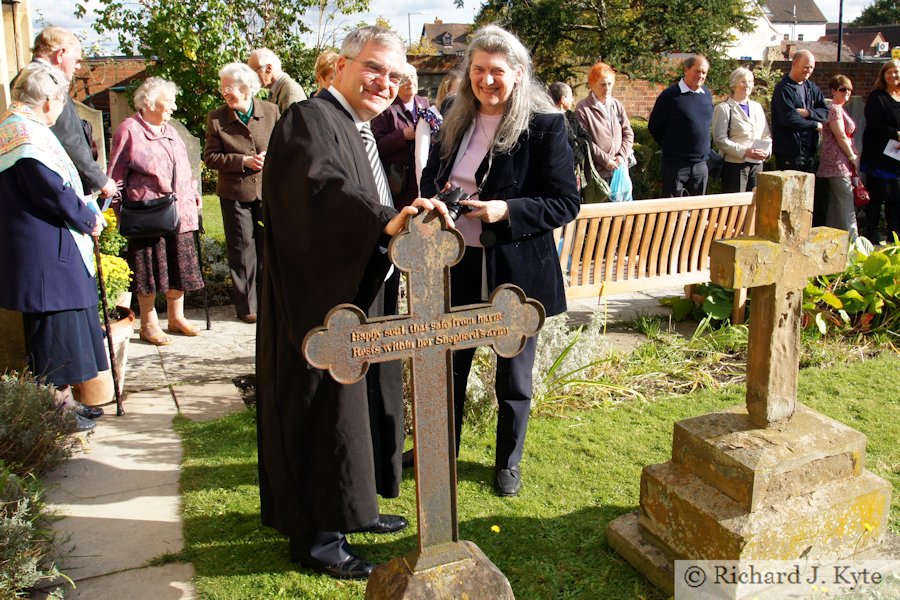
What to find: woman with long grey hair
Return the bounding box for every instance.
[421,24,580,497]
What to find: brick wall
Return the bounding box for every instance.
[769,61,884,102]
[614,61,886,120]
[612,77,668,120]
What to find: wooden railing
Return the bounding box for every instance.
[558,191,756,322]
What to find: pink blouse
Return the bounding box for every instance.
[817,104,856,179]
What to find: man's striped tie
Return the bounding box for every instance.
[360,123,393,207]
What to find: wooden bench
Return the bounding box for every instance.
[557,191,757,323]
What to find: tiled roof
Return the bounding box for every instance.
[760,0,827,24]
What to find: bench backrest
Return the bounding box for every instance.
[559,192,756,299]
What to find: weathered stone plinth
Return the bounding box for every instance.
[365,541,513,600]
[607,403,894,596]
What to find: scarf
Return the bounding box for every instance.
[0,103,100,276]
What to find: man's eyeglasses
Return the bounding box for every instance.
[345,57,406,87]
[838,87,853,93]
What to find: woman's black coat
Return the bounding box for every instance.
[421,112,581,317]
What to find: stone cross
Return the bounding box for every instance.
[709,172,848,428]
[303,211,544,571]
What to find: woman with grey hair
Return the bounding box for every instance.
[108,76,204,345]
[0,63,107,430]
[420,25,580,497]
[712,66,771,193]
[204,62,279,324]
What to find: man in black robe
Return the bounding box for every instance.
[257,26,449,580]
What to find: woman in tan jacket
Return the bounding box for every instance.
[712,67,771,193]
[204,62,279,323]
[575,61,634,181]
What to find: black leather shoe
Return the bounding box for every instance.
[301,554,374,580]
[495,467,522,497]
[354,514,408,534]
[74,402,104,419]
[401,449,414,469]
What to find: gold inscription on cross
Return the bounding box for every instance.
[710,172,848,428]
[303,212,544,570]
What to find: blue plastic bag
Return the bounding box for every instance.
[609,163,633,202]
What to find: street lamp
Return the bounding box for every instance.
[408,12,422,46]
[837,0,844,63]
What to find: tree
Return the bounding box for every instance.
[852,0,900,26]
[77,0,369,138]
[471,0,756,87]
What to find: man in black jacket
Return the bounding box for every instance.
[771,50,827,172]
[30,27,117,200]
[258,25,448,580]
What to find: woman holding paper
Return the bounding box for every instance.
[860,59,900,244]
[712,67,771,193]
[817,75,859,242]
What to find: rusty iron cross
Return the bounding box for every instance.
[710,172,848,428]
[303,211,544,570]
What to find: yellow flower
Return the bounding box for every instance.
[490,525,500,533]
[863,522,873,532]
[811,585,818,592]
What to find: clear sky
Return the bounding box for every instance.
[33,0,871,56]
[32,1,480,53]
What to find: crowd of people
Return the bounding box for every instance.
[3,20,899,580]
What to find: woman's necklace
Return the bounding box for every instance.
[477,113,491,143]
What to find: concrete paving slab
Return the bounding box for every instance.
[51,485,183,579]
[59,563,195,600]
[43,433,181,502]
[567,287,684,326]
[174,379,247,422]
[81,405,176,442]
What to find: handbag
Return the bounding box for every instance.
[119,194,181,239]
[118,165,180,239]
[850,166,870,207]
[386,163,408,196]
[581,148,611,203]
[707,150,724,179]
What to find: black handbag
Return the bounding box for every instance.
[119,193,180,239]
[386,163,408,196]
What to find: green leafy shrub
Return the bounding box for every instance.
[0,462,66,599]
[184,236,234,310]
[0,373,82,478]
[804,237,900,335]
[629,118,661,200]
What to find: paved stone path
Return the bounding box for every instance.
[39,290,680,598]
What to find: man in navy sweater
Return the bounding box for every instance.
[649,55,714,197]
[770,49,826,172]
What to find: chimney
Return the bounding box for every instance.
[434,18,443,24]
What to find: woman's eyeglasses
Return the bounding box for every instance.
[838,87,853,93]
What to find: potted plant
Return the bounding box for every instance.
[72,210,134,406]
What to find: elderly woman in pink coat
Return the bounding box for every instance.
[108,77,203,346]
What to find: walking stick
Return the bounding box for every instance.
[93,237,124,416]
[195,215,211,330]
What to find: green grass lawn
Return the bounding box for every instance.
[201,195,224,241]
[173,353,899,599]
